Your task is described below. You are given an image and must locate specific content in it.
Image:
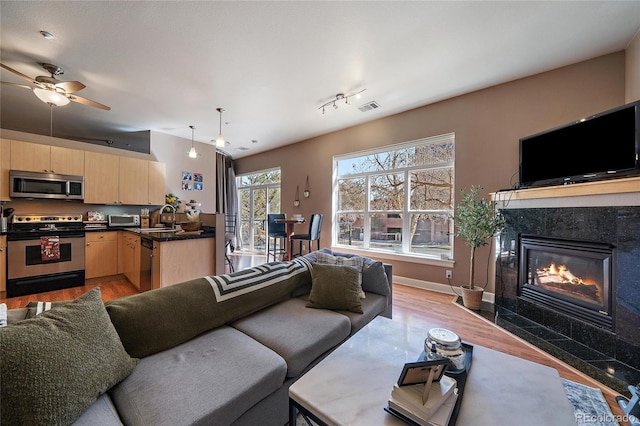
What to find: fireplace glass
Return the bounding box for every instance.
[519,236,613,330]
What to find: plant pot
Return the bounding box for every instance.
[461,286,483,311]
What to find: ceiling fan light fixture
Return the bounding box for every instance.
[33,87,70,106]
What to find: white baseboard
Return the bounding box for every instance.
[393,276,495,304]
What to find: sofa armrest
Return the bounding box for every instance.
[382,263,393,319]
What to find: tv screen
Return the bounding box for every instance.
[519,101,640,189]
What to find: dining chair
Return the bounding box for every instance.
[267,213,287,262]
[224,214,237,273]
[290,213,323,258]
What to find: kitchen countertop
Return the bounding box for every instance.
[83,226,215,241]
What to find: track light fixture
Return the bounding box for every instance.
[319,89,366,114]
[188,125,198,158]
[215,108,226,148]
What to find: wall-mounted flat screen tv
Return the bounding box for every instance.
[519,101,640,189]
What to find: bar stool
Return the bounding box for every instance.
[290,213,323,258]
[267,213,287,261]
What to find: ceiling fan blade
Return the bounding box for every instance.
[0,63,37,84]
[68,94,111,111]
[1,81,33,90]
[56,80,86,93]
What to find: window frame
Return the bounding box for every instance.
[332,134,455,264]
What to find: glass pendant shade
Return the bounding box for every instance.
[188,146,198,158]
[33,88,70,106]
[215,134,225,148]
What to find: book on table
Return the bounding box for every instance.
[388,374,457,423]
[388,388,458,426]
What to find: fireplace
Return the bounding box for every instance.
[518,236,614,330]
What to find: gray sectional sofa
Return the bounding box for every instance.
[1,250,392,426]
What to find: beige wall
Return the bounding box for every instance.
[626,29,640,103]
[235,52,627,292]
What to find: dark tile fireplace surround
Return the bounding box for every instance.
[494,203,640,394]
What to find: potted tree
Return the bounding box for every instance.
[452,185,505,310]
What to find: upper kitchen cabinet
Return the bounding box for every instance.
[148,161,166,205]
[84,151,119,204]
[0,139,10,201]
[10,140,84,176]
[119,157,148,205]
[84,151,166,205]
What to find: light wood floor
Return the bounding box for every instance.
[1,254,626,421]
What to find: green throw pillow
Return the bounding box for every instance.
[307,263,363,313]
[315,251,366,298]
[0,287,138,425]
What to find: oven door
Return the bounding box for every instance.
[7,233,85,297]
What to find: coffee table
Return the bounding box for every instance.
[289,316,575,425]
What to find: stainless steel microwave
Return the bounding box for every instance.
[9,170,84,200]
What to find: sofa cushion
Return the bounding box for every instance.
[231,298,351,378]
[0,288,137,426]
[72,393,123,426]
[106,259,311,358]
[110,326,287,426]
[336,293,389,334]
[307,263,364,313]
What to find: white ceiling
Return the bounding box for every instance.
[1,1,639,158]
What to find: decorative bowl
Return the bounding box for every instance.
[179,221,202,232]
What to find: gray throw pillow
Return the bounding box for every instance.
[362,261,391,296]
[0,287,138,426]
[307,263,363,313]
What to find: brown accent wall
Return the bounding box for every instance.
[235,52,626,292]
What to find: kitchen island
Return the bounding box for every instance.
[136,227,216,290]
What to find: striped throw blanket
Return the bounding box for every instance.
[205,257,312,302]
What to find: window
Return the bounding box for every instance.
[334,134,454,260]
[237,169,281,252]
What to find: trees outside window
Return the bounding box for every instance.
[334,134,454,260]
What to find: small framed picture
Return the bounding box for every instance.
[397,358,449,387]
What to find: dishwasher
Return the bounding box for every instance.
[140,236,153,292]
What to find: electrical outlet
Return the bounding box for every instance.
[446,270,452,279]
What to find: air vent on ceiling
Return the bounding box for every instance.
[358,101,381,112]
[237,147,249,151]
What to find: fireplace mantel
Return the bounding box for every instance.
[492,176,640,209]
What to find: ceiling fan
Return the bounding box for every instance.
[0,62,111,110]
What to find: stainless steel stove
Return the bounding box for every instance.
[6,214,85,297]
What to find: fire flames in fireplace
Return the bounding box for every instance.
[519,236,613,330]
[534,262,602,305]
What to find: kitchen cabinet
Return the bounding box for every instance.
[152,237,215,289]
[0,235,6,292]
[84,151,119,204]
[119,231,140,289]
[85,231,118,279]
[84,152,165,205]
[119,157,148,205]
[0,139,10,201]
[10,140,84,175]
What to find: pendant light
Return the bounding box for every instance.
[188,125,198,158]
[215,107,226,148]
